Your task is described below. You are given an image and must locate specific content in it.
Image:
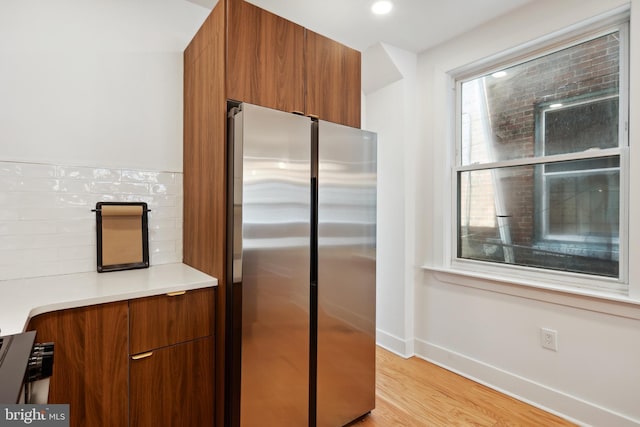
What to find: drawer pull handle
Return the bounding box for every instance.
[166,290,186,297]
[131,352,153,360]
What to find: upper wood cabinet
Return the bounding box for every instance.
[227,0,305,114]
[224,0,361,127]
[306,30,362,128]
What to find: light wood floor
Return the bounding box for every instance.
[355,347,576,427]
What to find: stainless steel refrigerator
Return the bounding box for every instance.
[226,103,376,427]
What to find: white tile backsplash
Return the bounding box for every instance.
[0,176,18,191]
[58,166,122,181]
[0,160,183,281]
[15,164,57,178]
[17,178,60,192]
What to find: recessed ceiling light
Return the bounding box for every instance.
[371,0,393,15]
[491,71,507,78]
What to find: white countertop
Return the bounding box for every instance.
[0,263,218,336]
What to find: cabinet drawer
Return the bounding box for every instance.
[129,288,214,354]
[130,336,214,427]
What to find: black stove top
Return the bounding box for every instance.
[0,331,36,403]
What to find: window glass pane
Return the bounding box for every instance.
[458,161,619,277]
[461,32,620,165]
[546,171,619,239]
[544,97,618,155]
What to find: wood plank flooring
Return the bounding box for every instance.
[355,347,576,427]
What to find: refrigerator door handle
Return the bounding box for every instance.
[229,106,244,284]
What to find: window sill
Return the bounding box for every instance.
[422,265,640,320]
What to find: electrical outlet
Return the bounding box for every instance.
[540,328,558,351]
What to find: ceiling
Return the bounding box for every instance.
[0,0,209,52]
[0,0,533,54]
[0,0,533,53]
[244,0,534,53]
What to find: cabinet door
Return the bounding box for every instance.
[129,288,214,354]
[227,0,305,113]
[27,302,129,427]
[130,337,215,427]
[306,30,361,128]
[184,2,226,423]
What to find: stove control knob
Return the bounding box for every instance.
[27,342,54,381]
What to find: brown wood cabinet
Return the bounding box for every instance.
[27,288,215,427]
[306,30,362,128]
[227,0,305,114]
[183,4,227,425]
[130,337,214,427]
[225,0,360,126]
[183,1,362,424]
[129,288,214,354]
[129,288,215,427]
[28,302,129,427]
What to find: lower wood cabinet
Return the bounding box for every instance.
[130,337,214,427]
[129,288,214,355]
[27,301,129,427]
[27,288,215,427]
[129,288,215,427]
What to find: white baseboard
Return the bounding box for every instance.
[414,339,640,427]
[376,329,414,358]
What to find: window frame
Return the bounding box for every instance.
[450,18,630,295]
[536,93,621,244]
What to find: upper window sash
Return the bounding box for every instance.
[455,20,629,170]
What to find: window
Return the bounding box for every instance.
[455,22,628,288]
[537,96,620,245]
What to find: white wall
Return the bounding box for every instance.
[0,1,209,281]
[0,0,209,172]
[368,80,407,351]
[364,43,418,357]
[414,0,640,425]
[1,52,184,171]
